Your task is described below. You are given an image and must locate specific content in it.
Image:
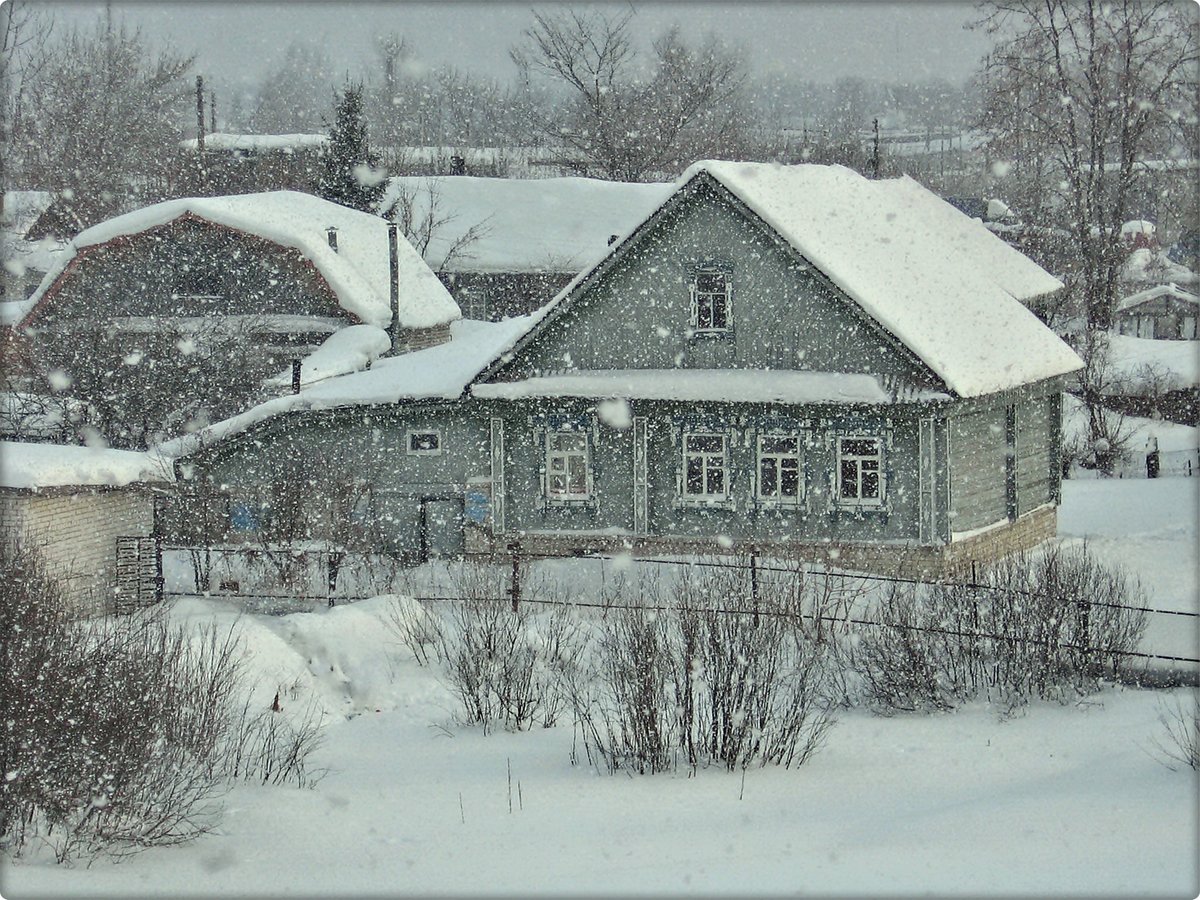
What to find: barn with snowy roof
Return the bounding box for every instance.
[17,191,460,446]
[167,162,1082,578]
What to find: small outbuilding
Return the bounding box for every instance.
[1114,283,1198,340]
[0,441,173,616]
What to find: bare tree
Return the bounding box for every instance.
[249,42,333,135]
[0,0,55,188]
[1072,328,1137,475]
[12,18,192,226]
[511,9,748,181]
[379,179,492,272]
[975,0,1199,328]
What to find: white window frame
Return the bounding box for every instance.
[681,432,729,501]
[756,434,804,504]
[835,435,885,508]
[545,430,592,502]
[406,429,442,456]
[689,268,732,334]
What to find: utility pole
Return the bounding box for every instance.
[870,117,880,179]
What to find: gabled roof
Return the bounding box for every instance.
[479,161,1082,400]
[22,191,460,331]
[1117,282,1199,312]
[378,176,672,273]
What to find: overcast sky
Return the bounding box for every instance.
[41,2,990,88]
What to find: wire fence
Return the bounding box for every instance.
[160,541,1200,670]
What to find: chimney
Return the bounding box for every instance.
[326,226,339,252]
[209,89,216,135]
[387,222,400,350]
[291,359,302,394]
[195,75,205,152]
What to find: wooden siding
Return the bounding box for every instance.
[500,181,938,388]
[1016,394,1054,517]
[948,407,1007,534]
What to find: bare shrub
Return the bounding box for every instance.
[383,595,445,667]
[569,564,837,775]
[1152,693,1200,771]
[852,544,1147,712]
[1,541,327,862]
[222,700,328,788]
[436,562,586,732]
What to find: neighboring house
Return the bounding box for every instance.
[167,162,1081,581]
[176,133,329,196]
[0,441,172,616]
[379,176,671,320]
[1114,283,1199,340]
[17,190,459,446]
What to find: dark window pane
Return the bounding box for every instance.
[862,471,880,498]
[688,435,723,453]
[781,465,800,497]
[686,457,703,494]
[710,301,727,329]
[696,272,725,292]
[761,437,797,455]
[708,465,724,495]
[760,461,777,496]
[842,439,879,457]
[840,460,859,497]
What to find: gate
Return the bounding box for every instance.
[115,535,163,612]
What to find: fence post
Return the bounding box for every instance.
[509,541,521,612]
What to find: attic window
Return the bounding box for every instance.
[689,268,732,334]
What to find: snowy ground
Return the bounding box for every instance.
[4,478,1199,898]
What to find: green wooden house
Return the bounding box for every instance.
[170,162,1082,579]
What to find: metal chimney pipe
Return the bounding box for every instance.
[195,76,205,152]
[387,222,400,349]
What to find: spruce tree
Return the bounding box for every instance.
[318,82,386,212]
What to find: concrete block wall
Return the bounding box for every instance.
[0,488,155,617]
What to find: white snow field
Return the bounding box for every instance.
[4,478,1198,898]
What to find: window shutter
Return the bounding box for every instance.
[688,280,698,327]
[723,278,733,329]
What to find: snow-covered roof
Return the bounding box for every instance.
[263,324,391,390]
[23,191,460,331]
[1104,333,1200,391]
[1121,247,1198,287]
[1117,283,1199,313]
[160,317,533,459]
[1,440,173,491]
[495,162,1081,400]
[378,176,672,273]
[179,133,330,152]
[472,369,950,405]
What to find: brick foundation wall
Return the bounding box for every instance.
[0,488,155,617]
[476,505,1059,582]
[393,323,452,354]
